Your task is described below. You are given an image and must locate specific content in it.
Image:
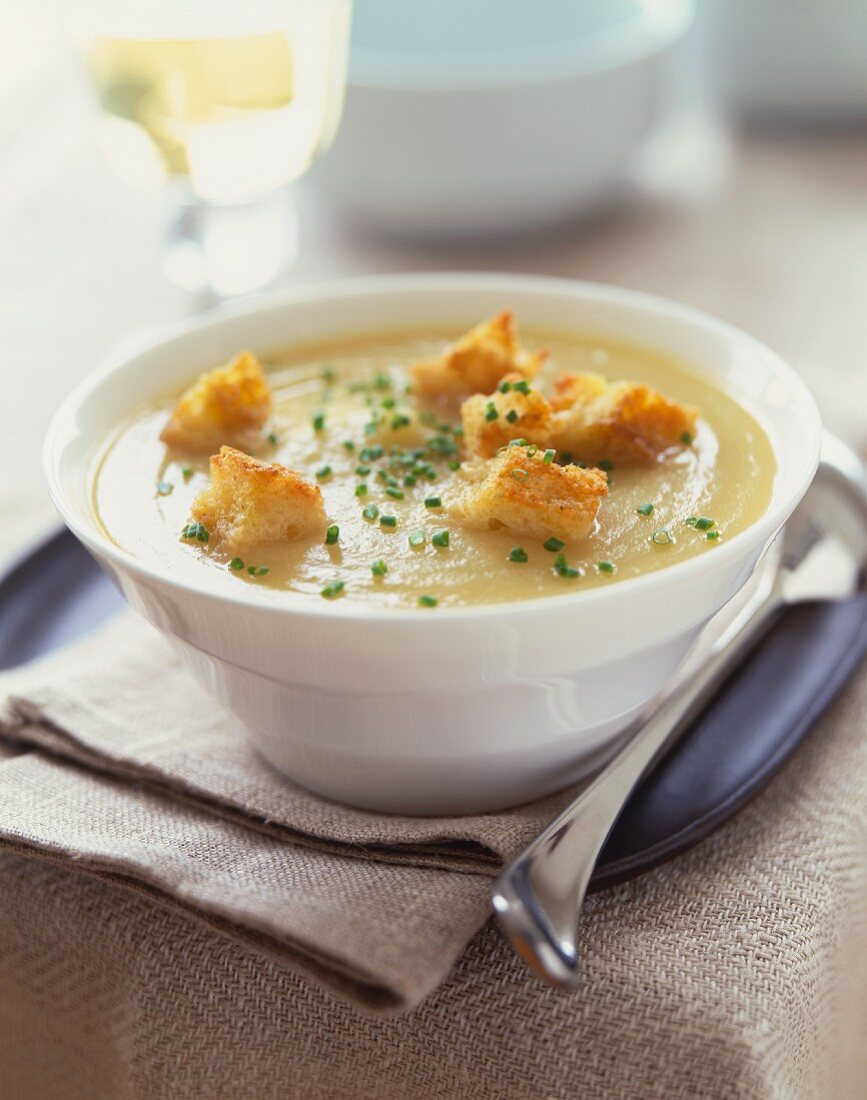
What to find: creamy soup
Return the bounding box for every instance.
[93,328,776,608]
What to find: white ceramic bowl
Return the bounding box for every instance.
[312,0,694,240]
[45,275,820,814]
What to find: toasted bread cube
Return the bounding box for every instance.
[191,446,326,549]
[161,351,272,452]
[447,445,608,542]
[461,372,554,458]
[411,311,545,402]
[548,372,698,465]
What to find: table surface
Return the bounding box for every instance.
[4,5,867,571]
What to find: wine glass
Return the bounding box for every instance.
[65,0,352,296]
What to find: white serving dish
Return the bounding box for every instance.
[45,274,820,814]
[312,0,694,240]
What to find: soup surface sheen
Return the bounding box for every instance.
[94,327,776,608]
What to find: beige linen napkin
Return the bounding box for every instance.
[0,616,579,1012]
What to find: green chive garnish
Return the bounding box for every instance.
[509,547,528,563]
[680,431,693,445]
[506,409,519,424]
[156,481,173,496]
[380,395,396,409]
[694,516,715,531]
[325,524,339,545]
[598,560,615,574]
[355,465,371,476]
[498,380,512,393]
[247,565,269,577]
[485,402,499,422]
[229,557,245,571]
[543,537,565,552]
[316,465,332,480]
[636,503,655,516]
[553,552,579,578]
[431,530,450,548]
[706,531,721,541]
[322,368,336,384]
[448,460,460,470]
[512,380,531,394]
[321,581,345,600]
[181,466,194,481]
[385,486,405,500]
[342,440,355,451]
[312,412,325,432]
[418,594,438,608]
[180,522,209,543]
[424,497,441,509]
[511,467,528,481]
[409,529,426,547]
[391,414,411,430]
[362,504,379,521]
[267,432,279,445]
[371,559,388,577]
[355,483,368,497]
[542,449,555,464]
[380,515,397,528]
[598,459,614,473]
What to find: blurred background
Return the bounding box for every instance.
[3,0,866,567]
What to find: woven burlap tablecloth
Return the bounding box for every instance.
[0,615,865,1099]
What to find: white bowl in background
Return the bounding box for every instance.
[312,0,694,240]
[45,274,819,814]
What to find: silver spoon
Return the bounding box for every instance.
[493,434,867,988]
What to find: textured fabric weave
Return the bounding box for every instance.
[0,655,865,1098]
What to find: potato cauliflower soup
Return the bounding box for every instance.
[93,312,776,608]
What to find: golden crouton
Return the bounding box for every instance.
[161,351,272,452]
[548,372,698,465]
[447,445,608,542]
[191,446,326,549]
[461,372,554,458]
[411,311,546,403]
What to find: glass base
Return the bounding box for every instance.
[163,187,298,297]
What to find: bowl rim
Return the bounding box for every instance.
[347,0,694,91]
[44,271,822,624]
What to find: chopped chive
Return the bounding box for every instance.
[180,522,209,543]
[312,412,326,432]
[380,515,397,528]
[694,516,715,531]
[322,368,336,384]
[680,431,693,445]
[373,372,391,390]
[355,483,368,497]
[498,380,512,393]
[325,524,339,545]
[229,557,245,571]
[543,537,565,552]
[542,448,555,464]
[408,529,426,548]
[371,559,388,577]
[511,467,529,481]
[424,496,442,509]
[316,465,332,480]
[267,432,279,445]
[597,560,615,574]
[448,459,460,470]
[652,529,673,545]
[706,530,721,541]
[485,401,499,422]
[380,395,396,409]
[404,475,417,487]
[418,594,438,608]
[156,481,173,496]
[509,438,528,448]
[181,466,194,481]
[636,502,655,517]
[509,547,528,563]
[321,580,345,600]
[355,465,371,476]
[391,414,411,430]
[505,409,519,424]
[553,551,579,578]
[598,459,614,473]
[431,530,450,548]
[512,379,531,394]
[247,565,270,577]
[342,440,355,451]
[362,504,379,521]
[385,486,405,500]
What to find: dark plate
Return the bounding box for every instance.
[1,527,866,888]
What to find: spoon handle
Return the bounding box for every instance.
[492,580,782,989]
